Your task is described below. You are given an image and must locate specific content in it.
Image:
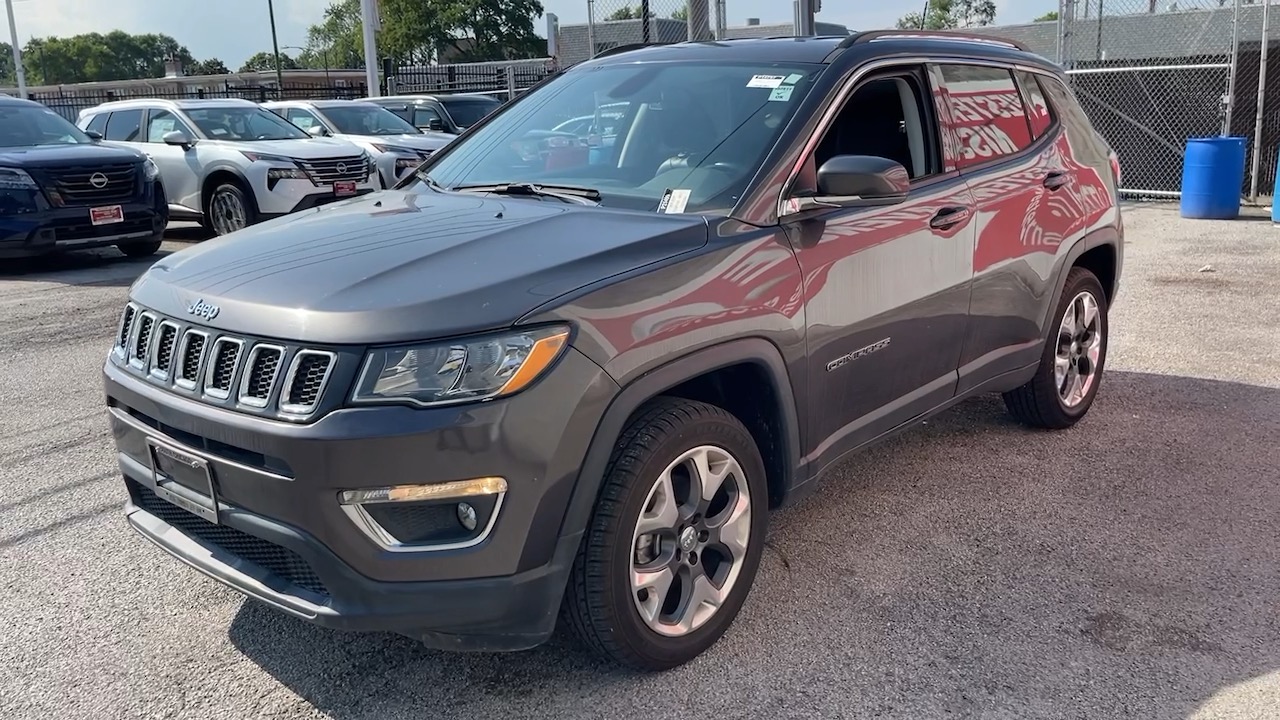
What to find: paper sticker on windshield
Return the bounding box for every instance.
[658,188,692,214]
[769,86,795,102]
[783,73,804,85]
[747,74,786,88]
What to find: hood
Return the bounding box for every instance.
[334,133,451,154]
[129,189,708,345]
[202,136,366,160]
[0,142,145,167]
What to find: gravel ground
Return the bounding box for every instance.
[1,208,1278,719]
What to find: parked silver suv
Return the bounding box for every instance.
[77,98,378,235]
[262,100,452,189]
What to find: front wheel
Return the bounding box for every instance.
[206,182,258,236]
[562,398,769,671]
[117,235,163,258]
[1003,266,1109,428]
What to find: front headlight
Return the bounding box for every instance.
[143,158,160,181]
[0,167,38,190]
[240,151,296,164]
[352,325,570,407]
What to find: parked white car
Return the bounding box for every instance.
[76,98,378,236]
[262,99,452,189]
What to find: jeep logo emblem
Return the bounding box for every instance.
[186,299,220,320]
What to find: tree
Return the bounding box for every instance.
[239,52,299,73]
[895,0,996,30]
[21,32,195,85]
[605,5,654,20]
[1034,10,1059,21]
[188,58,230,75]
[671,6,688,21]
[0,42,13,86]
[303,0,547,67]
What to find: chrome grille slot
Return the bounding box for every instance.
[44,163,139,205]
[238,345,284,407]
[175,330,208,390]
[299,155,368,184]
[116,304,137,353]
[150,322,180,379]
[204,338,244,399]
[130,313,156,368]
[281,351,336,414]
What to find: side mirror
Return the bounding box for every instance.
[84,129,103,141]
[162,130,194,149]
[426,118,444,132]
[785,155,910,217]
[306,124,329,137]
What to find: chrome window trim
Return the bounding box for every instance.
[237,343,287,408]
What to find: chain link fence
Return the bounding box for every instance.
[575,0,728,65]
[1057,0,1241,198]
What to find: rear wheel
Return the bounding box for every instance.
[1003,266,1109,429]
[562,397,768,671]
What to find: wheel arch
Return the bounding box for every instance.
[1041,227,1121,332]
[200,164,254,218]
[557,338,804,545]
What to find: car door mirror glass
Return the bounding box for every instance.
[426,118,444,132]
[162,130,194,148]
[306,124,328,137]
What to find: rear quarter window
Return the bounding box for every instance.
[1014,70,1055,139]
[938,64,1035,169]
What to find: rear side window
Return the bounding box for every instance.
[85,113,108,135]
[104,109,143,142]
[938,64,1034,168]
[1014,70,1054,139]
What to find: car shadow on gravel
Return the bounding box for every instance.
[228,370,1280,720]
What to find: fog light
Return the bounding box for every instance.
[457,502,478,531]
[339,476,507,505]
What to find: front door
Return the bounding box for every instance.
[141,109,203,218]
[783,65,977,474]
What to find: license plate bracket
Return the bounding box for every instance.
[333,181,357,197]
[147,439,219,524]
[90,205,124,225]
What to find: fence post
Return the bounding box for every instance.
[505,65,516,102]
[1223,0,1242,135]
[587,0,597,60]
[1249,0,1271,201]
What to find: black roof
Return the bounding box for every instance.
[581,30,1059,72]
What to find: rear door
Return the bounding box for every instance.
[931,63,1072,392]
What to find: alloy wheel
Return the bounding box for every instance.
[630,444,752,638]
[210,189,247,235]
[1055,290,1104,408]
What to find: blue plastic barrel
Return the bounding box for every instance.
[1180,136,1247,220]
[1271,152,1280,223]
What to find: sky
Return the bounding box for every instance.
[5,0,1059,69]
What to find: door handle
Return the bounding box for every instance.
[1043,171,1069,190]
[929,206,971,230]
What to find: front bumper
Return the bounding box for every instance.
[0,188,167,259]
[252,173,379,218]
[104,346,617,648]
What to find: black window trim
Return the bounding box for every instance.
[927,58,1065,177]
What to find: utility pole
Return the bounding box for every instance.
[361,0,381,96]
[4,0,27,98]
[793,0,817,36]
[267,0,285,95]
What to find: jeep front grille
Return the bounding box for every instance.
[113,303,339,419]
[299,155,368,184]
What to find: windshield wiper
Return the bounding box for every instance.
[452,182,601,205]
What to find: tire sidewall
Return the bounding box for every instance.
[1049,270,1109,419]
[209,182,255,236]
[603,413,769,667]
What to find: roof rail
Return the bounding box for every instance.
[838,29,1028,53]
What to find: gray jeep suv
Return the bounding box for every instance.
[103,31,1123,671]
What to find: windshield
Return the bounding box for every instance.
[322,104,421,136]
[438,96,502,128]
[0,103,92,148]
[420,62,821,213]
[185,106,310,141]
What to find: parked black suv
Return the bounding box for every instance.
[103,32,1123,671]
[1,95,168,260]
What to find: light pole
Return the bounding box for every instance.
[360,0,380,97]
[4,0,28,98]
[267,0,284,95]
[283,44,331,88]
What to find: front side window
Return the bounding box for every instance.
[420,61,823,214]
[0,103,93,147]
[85,113,108,136]
[438,96,502,128]
[321,104,420,136]
[413,106,443,128]
[183,106,310,141]
[938,64,1035,169]
[284,108,323,131]
[104,109,144,142]
[146,109,193,143]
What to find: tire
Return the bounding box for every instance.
[205,181,259,236]
[117,235,163,258]
[562,397,769,671]
[1003,266,1109,429]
